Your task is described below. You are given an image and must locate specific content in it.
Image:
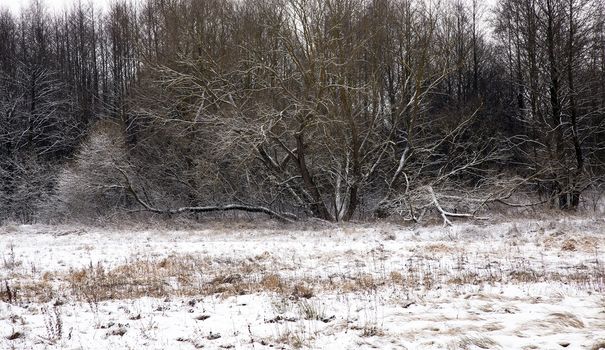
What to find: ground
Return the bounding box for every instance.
[1,218,604,349]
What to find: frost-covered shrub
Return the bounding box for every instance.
[48,120,130,221]
[0,154,55,223]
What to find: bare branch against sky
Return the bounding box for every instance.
[1,0,109,14]
[1,0,497,15]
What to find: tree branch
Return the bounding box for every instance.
[116,166,297,222]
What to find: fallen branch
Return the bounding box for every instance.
[426,185,488,226]
[494,198,550,207]
[116,166,297,222]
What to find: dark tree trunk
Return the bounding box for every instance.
[295,131,333,221]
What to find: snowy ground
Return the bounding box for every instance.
[1,218,604,349]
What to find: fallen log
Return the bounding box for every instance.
[116,166,297,222]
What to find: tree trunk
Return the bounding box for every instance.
[566,0,584,209]
[295,131,333,221]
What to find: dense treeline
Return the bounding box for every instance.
[0,0,603,224]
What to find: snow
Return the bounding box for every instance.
[1,218,604,349]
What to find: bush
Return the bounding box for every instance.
[47,120,130,221]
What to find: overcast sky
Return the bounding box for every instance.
[1,0,109,14]
[1,0,497,23]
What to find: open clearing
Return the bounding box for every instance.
[1,218,604,349]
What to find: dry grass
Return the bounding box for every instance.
[292,283,314,299]
[591,340,605,350]
[546,312,585,328]
[544,235,600,252]
[453,334,501,349]
[2,220,604,313]
[424,243,459,254]
[260,274,283,292]
[2,221,604,350]
[273,329,313,349]
[561,239,578,251]
[1,246,603,305]
[359,325,385,337]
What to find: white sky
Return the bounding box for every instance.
[1,0,110,14]
[1,0,498,27]
[2,0,498,14]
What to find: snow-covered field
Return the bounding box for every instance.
[1,218,604,349]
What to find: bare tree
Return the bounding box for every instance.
[1,0,603,223]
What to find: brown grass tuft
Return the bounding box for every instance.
[261,274,283,292]
[561,239,577,251]
[454,335,500,349]
[547,312,584,328]
[390,271,404,284]
[292,283,314,299]
[591,340,605,350]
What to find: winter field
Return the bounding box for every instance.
[1,218,604,349]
